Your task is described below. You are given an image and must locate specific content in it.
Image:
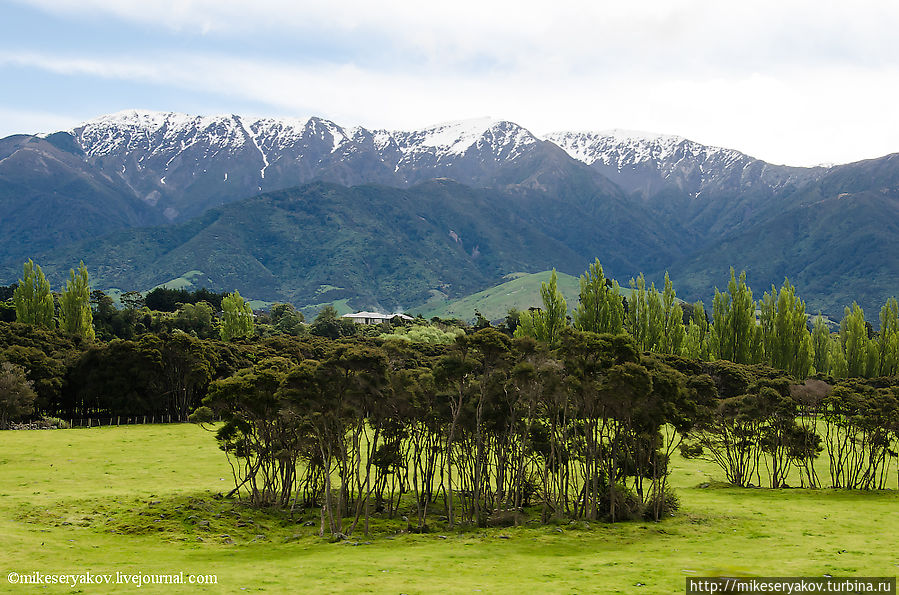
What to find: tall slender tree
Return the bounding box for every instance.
[13,259,54,329]
[221,290,255,340]
[877,297,899,377]
[627,273,665,352]
[658,272,686,355]
[573,259,624,335]
[683,302,710,360]
[710,269,756,364]
[515,270,568,347]
[811,314,832,375]
[59,262,95,341]
[839,303,870,377]
[759,279,812,379]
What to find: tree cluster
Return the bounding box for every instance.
[192,328,703,538]
[513,263,899,384]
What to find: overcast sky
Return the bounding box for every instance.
[1,0,897,166]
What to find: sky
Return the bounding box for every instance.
[1,0,898,166]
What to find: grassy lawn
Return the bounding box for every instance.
[1,424,897,593]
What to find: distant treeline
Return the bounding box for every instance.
[510,261,899,382]
[143,287,230,312]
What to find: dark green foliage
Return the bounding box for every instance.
[0,322,82,413]
[62,332,228,420]
[64,337,166,417]
[18,180,679,313]
[269,303,305,336]
[642,486,679,521]
[0,300,15,323]
[667,161,899,317]
[0,361,36,428]
[309,305,356,339]
[90,290,147,340]
[145,287,227,312]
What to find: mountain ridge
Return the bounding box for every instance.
[2,110,898,318]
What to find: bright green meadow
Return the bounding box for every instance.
[1,424,896,594]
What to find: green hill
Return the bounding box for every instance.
[416,271,582,322]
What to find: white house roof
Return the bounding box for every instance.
[341,311,414,320]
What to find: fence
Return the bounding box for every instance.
[64,414,188,428]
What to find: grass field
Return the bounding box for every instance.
[417,271,583,322]
[1,424,897,593]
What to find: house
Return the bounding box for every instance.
[341,311,414,325]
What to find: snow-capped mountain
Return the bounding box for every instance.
[67,110,554,220]
[1,108,841,267]
[65,110,829,220]
[544,129,824,200]
[4,109,899,318]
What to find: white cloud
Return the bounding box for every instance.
[4,48,897,166]
[17,0,899,74]
[0,107,81,138]
[6,1,899,165]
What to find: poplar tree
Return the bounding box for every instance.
[829,337,849,378]
[573,259,624,335]
[658,272,686,355]
[627,273,665,351]
[710,269,756,364]
[221,290,255,340]
[811,314,831,375]
[759,279,812,379]
[683,302,710,360]
[626,274,650,350]
[839,303,870,377]
[515,270,568,347]
[877,297,899,377]
[13,259,54,328]
[59,262,95,340]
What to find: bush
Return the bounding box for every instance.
[487,509,526,527]
[642,486,680,521]
[599,484,643,522]
[0,361,36,429]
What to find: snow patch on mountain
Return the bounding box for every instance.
[74,111,547,176]
[385,118,540,172]
[71,110,810,202]
[407,118,498,154]
[544,129,745,169]
[76,110,251,160]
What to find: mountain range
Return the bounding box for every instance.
[1,110,897,318]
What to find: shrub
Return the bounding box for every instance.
[599,484,643,522]
[42,416,70,429]
[642,486,680,521]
